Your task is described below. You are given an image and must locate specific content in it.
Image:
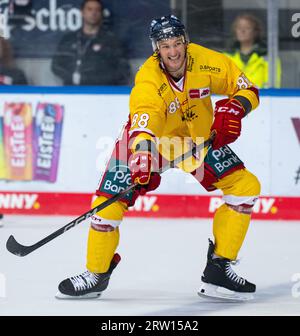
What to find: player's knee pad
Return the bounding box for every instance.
[225,202,256,215]
[221,170,260,214]
[223,193,259,214]
[90,196,126,232]
[223,192,259,214]
[91,214,121,232]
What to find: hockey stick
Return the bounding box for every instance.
[6,134,214,257]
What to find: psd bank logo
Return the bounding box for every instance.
[0,273,6,297]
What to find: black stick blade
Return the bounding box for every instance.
[6,235,33,257]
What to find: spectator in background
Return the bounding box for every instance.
[0,36,27,85]
[225,13,281,88]
[51,0,130,86]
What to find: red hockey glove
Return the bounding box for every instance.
[129,151,161,195]
[210,98,245,150]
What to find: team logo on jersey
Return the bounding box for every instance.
[189,87,210,99]
[181,105,198,122]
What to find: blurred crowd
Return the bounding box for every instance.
[0,0,294,88]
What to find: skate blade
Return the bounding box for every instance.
[197,282,254,302]
[55,291,102,300]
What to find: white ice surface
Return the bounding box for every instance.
[1,215,300,316]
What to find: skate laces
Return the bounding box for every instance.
[224,261,246,285]
[70,271,99,291]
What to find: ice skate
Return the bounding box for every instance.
[198,239,255,301]
[55,253,121,299]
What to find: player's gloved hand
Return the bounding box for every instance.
[129,151,161,195]
[210,98,245,150]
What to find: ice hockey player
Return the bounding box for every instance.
[56,15,260,301]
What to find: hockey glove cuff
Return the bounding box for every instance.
[210,98,245,150]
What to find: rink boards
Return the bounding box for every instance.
[0,191,298,220]
[0,87,299,220]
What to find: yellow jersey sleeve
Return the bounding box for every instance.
[209,52,260,114]
[129,83,166,133]
[129,60,167,150]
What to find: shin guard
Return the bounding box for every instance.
[86,227,120,273]
[86,196,126,273]
[213,203,251,260]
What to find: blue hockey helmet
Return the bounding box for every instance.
[149,15,188,51]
